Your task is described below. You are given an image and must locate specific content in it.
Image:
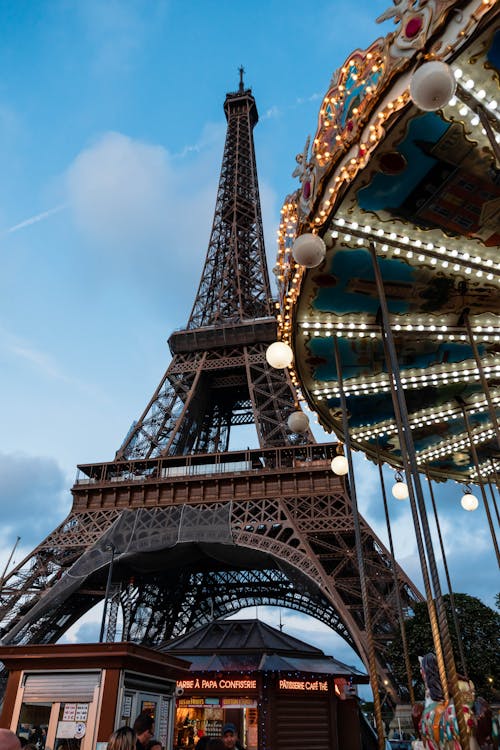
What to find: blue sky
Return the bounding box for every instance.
[0,0,498,679]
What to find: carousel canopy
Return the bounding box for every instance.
[276,0,500,483]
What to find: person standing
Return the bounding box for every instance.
[107,726,136,750]
[221,724,244,750]
[133,713,155,750]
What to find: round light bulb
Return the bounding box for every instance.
[287,411,310,433]
[292,233,327,268]
[461,493,478,511]
[410,61,456,111]
[392,481,409,500]
[331,455,348,475]
[266,341,293,369]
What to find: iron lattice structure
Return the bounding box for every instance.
[0,76,421,691]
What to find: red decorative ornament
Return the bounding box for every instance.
[303,181,311,199]
[405,16,423,38]
[347,120,354,132]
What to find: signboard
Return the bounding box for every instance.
[141,700,156,715]
[158,697,170,747]
[122,694,133,719]
[278,679,328,692]
[75,704,89,722]
[221,698,257,708]
[62,704,76,721]
[176,677,256,691]
[178,696,257,708]
[57,722,77,739]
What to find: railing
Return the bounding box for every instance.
[74,442,337,487]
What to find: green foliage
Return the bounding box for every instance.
[387,593,500,702]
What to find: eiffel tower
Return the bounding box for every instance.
[0,72,421,688]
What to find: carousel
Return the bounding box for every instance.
[267,1,500,749]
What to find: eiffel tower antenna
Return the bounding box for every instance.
[0,79,422,701]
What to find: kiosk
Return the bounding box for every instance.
[0,642,189,750]
[163,618,369,750]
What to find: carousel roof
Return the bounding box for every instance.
[276,0,500,483]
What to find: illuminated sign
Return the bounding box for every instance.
[176,677,257,691]
[178,698,221,708]
[278,679,328,692]
[177,697,257,708]
[222,699,257,708]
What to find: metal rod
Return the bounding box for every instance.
[463,313,500,448]
[99,544,116,643]
[487,478,500,528]
[456,82,500,165]
[426,473,468,678]
[368,242,469,749]
[0,536,21,591]
[460,405,500,566]
[490,458,500,492]
[379,317,449,701]
[377,451,415,704]
[333,338,385,750]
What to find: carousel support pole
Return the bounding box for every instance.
[459,403,500,566]
[426,473,468,678]
[333,338,386,750]
[377,452,415,704]
[368,242,469,750]
[379,325,449,701]
[462,312,500,449]
[456,82,500,165]
[490,458,500,492]
[487,477,500,528]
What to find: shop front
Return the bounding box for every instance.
[164,618,369,750]
[0,642,189,750]
[174,676,259,750]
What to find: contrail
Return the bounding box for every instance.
[7,204,67,234]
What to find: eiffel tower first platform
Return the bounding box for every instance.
[0,73,421,691]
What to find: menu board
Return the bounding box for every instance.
[158,697,170,746]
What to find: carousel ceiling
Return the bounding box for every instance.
[276,0,500,482]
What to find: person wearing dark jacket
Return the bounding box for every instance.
[133,712,155,750]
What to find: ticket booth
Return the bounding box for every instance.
[0,642,190,750]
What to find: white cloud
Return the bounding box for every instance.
[0,451,69,556]
[0,324,96,393]
[66,132,174,252]
[7,204,66,234]
[64,126,279,300]
[58,603,103,644]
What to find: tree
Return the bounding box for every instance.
[386,593,500,702]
